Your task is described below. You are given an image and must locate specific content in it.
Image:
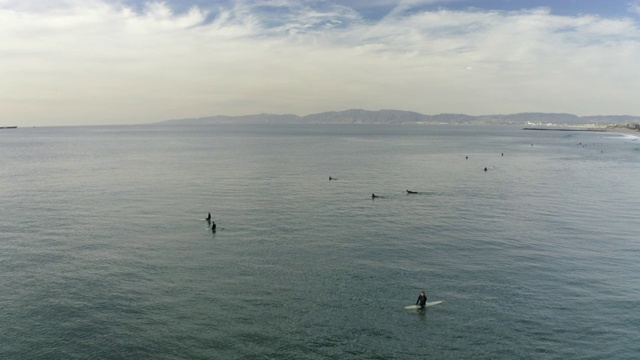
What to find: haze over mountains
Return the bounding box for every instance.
[161,109,640,126]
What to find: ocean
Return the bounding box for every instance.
[1,124,639,359]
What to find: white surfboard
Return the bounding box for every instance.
[404,301,442,309]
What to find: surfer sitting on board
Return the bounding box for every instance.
[206,212,211,221]
[416,291,427,308]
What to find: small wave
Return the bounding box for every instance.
[609,133,640,141]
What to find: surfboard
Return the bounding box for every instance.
[404,301,442,309]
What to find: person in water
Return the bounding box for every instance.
[416,291,427,308]
[206,212,211,221]
[211,221,216,231]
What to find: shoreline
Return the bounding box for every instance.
[603,127,640,135]
[523,127,605,132]
[523,125,639,136]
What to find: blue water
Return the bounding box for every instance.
[1,124,639,359]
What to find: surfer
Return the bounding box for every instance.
[206,212,211,221]
[372,193,378,198]
[416,291,427,308]
[407,190,417,194]
[211,221,216,232]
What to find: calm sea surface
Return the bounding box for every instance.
[1,124,639,359]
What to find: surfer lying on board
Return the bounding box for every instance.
[416,291,427,308]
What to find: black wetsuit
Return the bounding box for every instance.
[416,294,427,308]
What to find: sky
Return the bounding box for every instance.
[1,0,640,126]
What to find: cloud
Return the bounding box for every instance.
[1,1,639,125]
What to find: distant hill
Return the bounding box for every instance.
[160,109,640,126]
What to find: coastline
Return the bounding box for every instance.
[603,127,640,135]
[523,124,639,136]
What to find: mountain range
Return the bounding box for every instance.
[160,109,640,126]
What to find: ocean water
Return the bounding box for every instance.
[1,124,639,359]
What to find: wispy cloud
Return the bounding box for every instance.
[1,1,639,125]
[629,1,640,15]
